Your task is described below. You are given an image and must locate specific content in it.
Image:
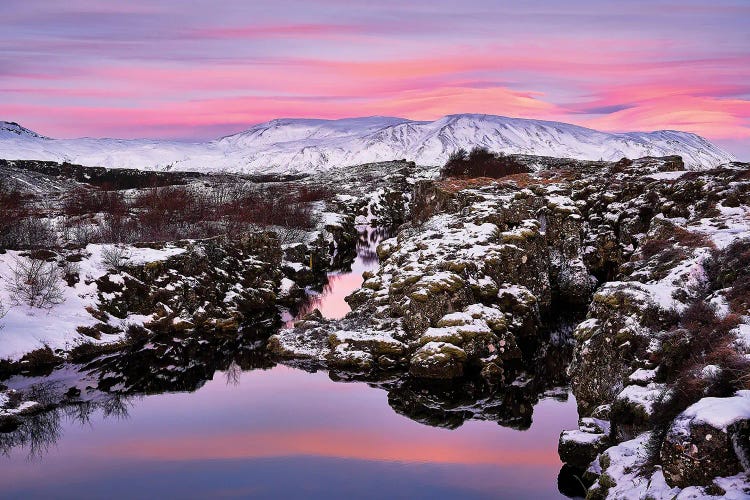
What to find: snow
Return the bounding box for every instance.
[616,383,666,416]
[0,114,735,174]
[0,244,186,360]
[560,429,607,445]
[279,278,296,294]
[643,171,689,180]
[592,433,681,499]
[690,203,750,250]
[734,324,750,351]
[628,368,657,384]
[673,390,750,433]
[283,262,307,272]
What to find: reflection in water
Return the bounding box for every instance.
[0,223,581,498]
[289,225,391,323]
[0,361,577,499]
[1,316,577,498]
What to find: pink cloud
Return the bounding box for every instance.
[1,20,747,152]
[192,23,364,39]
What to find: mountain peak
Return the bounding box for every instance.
[0,114,736,173]
[0,121,45,139]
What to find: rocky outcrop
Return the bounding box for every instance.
[270,176,591,382]
[661,392,750,487]
[271,155,750,497]
[558,417,611,468]
[89,232,283,340]
[559,161,750,497]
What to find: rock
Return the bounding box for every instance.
[327,344,375,371]
[328,330,407,358]
[661,391,750,488]
[570,284,658,415]
[0,414,21,432]
[409,342,467,379]
[559,418,611,467]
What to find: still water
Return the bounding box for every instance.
[0,226,579,498]
[0,366,577,499]
[288,225,384,322]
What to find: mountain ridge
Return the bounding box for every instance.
[0,114,736,173]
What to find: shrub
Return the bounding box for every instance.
[5,256,64,309]
[704,239,750,314]
[60,259,80,287]
[19,346,62,371]
[60,217,98,247]
[0,180,57,250]
[656,302,740,382]
[99,212,139,244]
[295,185,335,203]
[440,146,531,179]
[647,303,748,469]
[101,245,131,271]
[63,187,127,217]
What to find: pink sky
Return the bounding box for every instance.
[2,1,749,158]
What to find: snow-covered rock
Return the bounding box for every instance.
[662,391,750,487]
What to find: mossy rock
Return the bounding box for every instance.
[409,341,467,379]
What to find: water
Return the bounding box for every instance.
[288,225,385,322]
[0,226,580,498]
[0,366,578,499]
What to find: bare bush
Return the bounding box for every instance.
[60,217,98,247]
[440,146,531,179]
[295,184,335,203]
[101,245,131,271]
[0,298,7,329]
[1,216,55,250]
[63,187,127,217]
[275,225,310,245]
[5,256,64,309]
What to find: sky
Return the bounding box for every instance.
[1,0,749,158]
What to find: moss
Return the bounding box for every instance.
[215,318,239,332]
[599,452,611,470]
[597,472,616,489]
[418,331,463,346]
[442,260,471,274]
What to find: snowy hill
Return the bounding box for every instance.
[0,114,735,173]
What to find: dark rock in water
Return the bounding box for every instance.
[0,415,21,433]
[557,464,591,498]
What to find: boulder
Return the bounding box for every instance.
[409,342,467,379]
[558,417,611,468]
[661,391,750,487]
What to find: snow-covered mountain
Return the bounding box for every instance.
[0,114,735,173]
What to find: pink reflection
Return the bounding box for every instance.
[287,226,382,325]
[103,427,562,466]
